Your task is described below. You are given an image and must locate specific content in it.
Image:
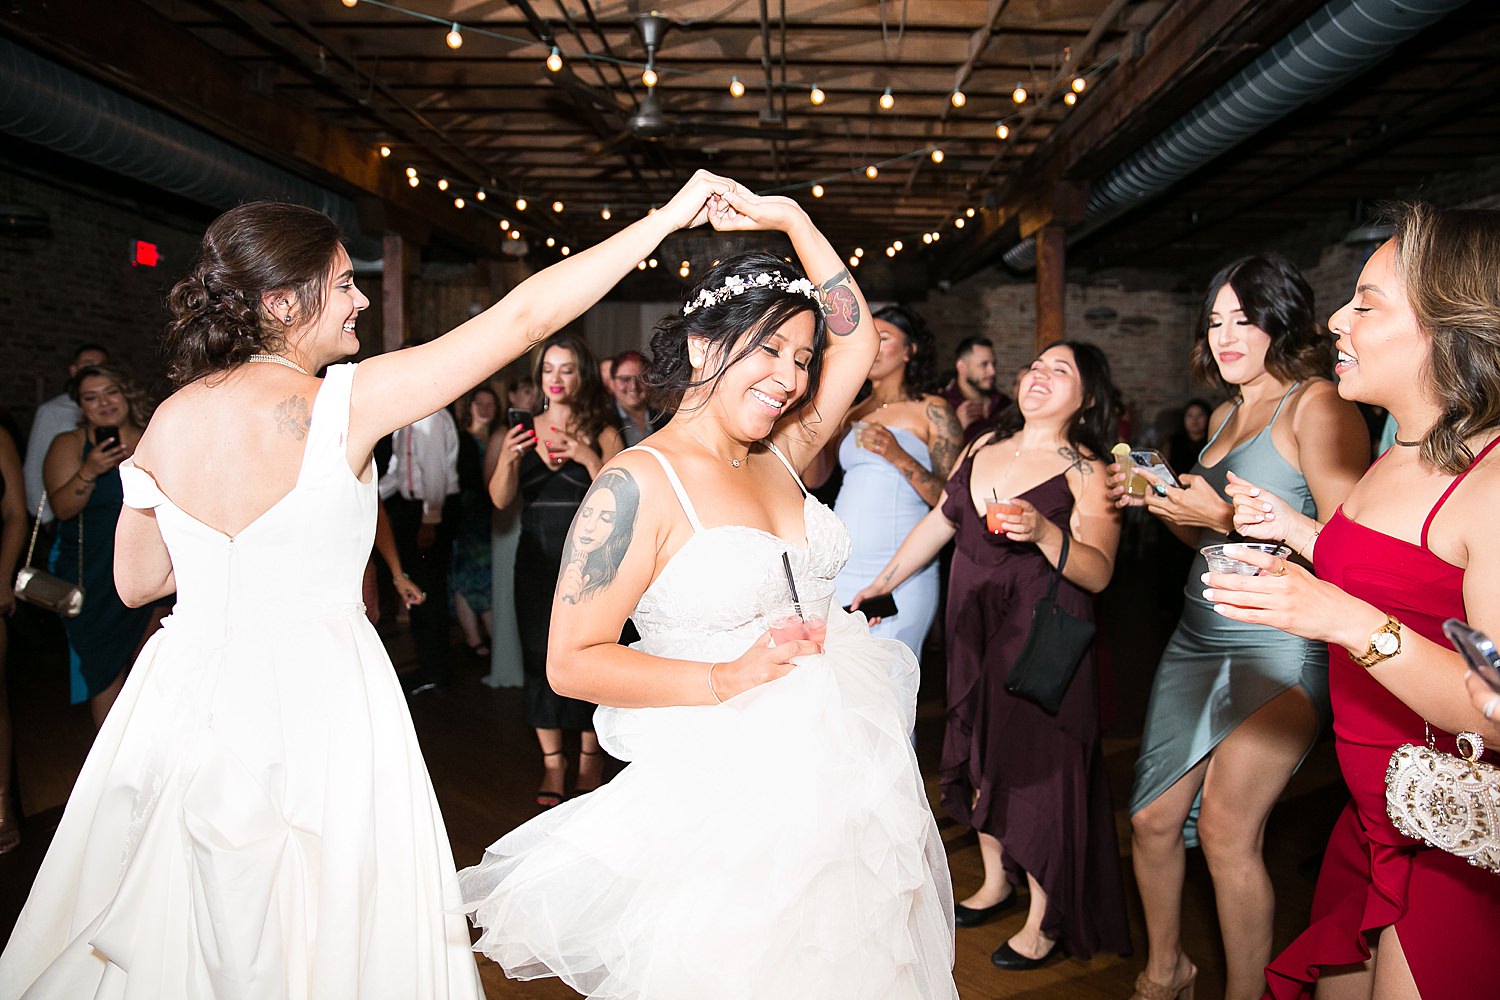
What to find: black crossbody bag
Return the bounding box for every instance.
[1003,532,1094,715]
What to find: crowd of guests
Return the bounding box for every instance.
[4,198,1497,1000]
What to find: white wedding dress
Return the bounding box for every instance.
[459,444,957,999]
[0,364,482,1000]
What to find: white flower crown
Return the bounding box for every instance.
[683,271,819,315]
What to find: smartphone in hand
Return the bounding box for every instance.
[846,592,899,619]
[94,425,121,448]
[1444,618,1500,694]
[506,408,534,433]
[1129,449,1181,493]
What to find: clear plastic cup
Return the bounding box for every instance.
[852,421,871,448]
[1200,542,1292,575]
[767,581,834,650]
[985,498,1021,535]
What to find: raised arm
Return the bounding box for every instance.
[707,189,878,470]
[348,171,736,460]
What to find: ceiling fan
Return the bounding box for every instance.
[603,12,815,147]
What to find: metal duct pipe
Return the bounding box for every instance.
[1001,0,1468,271]
[0,35,367,244]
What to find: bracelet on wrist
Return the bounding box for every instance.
[76,471,96,484]
[707,662,724,704]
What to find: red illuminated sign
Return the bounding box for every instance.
[132,240,159,267]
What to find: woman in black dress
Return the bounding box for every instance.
[490,333,623,807]
[854,341,1130,971]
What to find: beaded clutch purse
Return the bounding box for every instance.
[1385,727,1500,875]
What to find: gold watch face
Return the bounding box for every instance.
[1373,631,1400,655]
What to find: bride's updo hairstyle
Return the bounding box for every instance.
[165,201,343,386]
[647,250,827,418]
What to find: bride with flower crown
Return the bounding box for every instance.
[459,188,957,998]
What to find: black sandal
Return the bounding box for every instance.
[537,751,566,808]
[572,749,605,797]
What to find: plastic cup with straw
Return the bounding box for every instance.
[768,551,829,647]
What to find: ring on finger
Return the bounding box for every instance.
[1272,561,1288,577]
[1485,695,1500,721]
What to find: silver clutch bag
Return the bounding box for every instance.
[14,565,84,617]
[1385,728,1500,875]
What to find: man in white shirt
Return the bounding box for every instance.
[24,344,110,523]
[379,406,460,693]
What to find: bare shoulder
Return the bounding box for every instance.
[1292,378,1352,418]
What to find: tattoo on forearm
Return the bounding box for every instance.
[927,402,963,478]
[878,562,900,588]
[274,396,311,441]
[557,467,639,605]
[1058,445,1091,475]
[819,269,861,337]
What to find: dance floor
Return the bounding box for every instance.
[1,539,1346,998]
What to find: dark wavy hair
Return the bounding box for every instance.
[165,202,343,386]
[1385,202,1500,474]
[988,341,1121,461]
[532,332,616,446]
[873,304,936,398]
[646,250,827,420]
[1188,255,1330,394]
[69,364,155,430]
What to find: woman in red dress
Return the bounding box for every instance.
[1209,202,1500,999]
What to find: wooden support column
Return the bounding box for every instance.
[381,232,409,354]
[1035,224,1067,352]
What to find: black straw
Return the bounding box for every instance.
[780,551,804,620]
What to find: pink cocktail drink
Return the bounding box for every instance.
[985,499,1021,535]
[769,614,828,648]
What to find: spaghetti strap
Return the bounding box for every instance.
[1266,380,1302,429]
[1201,399,1243,453]
[628,445,704,533]
[763,441,810,496]
[1421,433,1500,549]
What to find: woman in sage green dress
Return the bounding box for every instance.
[1107,256,1369,1000]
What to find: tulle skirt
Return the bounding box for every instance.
[458,609,957,999]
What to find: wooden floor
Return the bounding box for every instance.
[0,542,1347,999]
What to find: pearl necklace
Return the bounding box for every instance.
[246,353,311,376]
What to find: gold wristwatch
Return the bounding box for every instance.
[1352,614,1403,669]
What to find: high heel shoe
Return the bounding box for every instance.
[537,751,567,808]
[1129,958,1198,1000]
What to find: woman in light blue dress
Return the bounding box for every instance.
[816,305,962,658]
[1107,256,1370,1000]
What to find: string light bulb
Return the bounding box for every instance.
[601,205,612,221]
[476,189,486,201]
[437,178,449,191]
[445,23,463,49]
[810,84,826,106]
[515,197,527,211]
[637,261,647,270]
[995,122,1010,140]
[1072,75,1087,93]
[965,207,975,218]
[453,196,464,209]
[546,46,563,72]
[729,76,745,98]
[932,231,941,241]
[545,237,555,247]
[930,148,944,164]
[1012,83,1027,104]
[865,164,879,179]
[854,247,864,258]
[878,87,895,111]
[848,255,859,267]
[561,247,570,256]
[500,219,510,230]
[950,88,966,108]
[678,263,690,278]
[885,246,896,257]
[642,65,658,88]
[408,175,419,188]
[405,166,417,178]
[509,229,520,240]
[922,233,932,244]
[648,258,658,268]
[955,217,966,228]
[341,0,357,7]
[811,184,825,198]
[551,200,564,213]
[379,144,391,158]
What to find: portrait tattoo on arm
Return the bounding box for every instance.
[273,396,311,441]
[819,269,861,337]
[557,467,640,605]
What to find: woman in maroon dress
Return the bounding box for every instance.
[1213,203,1500,999]
[853,340,1130,971]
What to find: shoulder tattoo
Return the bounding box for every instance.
[819,268,861,337]
[273,395,311,441]
[1058,444,1092,475]
[558,467,640,605]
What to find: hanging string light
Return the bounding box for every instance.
[379,144,391,158]
[885,246,896,257]
[546,46,564,72]
[499,218,510,230]
[950,88,966,108]
[405,166,417,178]
[878,87,895,111]
[1064,92,1078,106]
[408,175,419,188]
[648,258,659,268]
[341,0,358,7]
[515,197,527,211]
[955,217,966,228]
[437,178,449,191]
[922,233,932,244]
[729,76,745,98]
[453,196,465,209]
[965,207,975,218]
[930,148,944,164]
[1072,75,1088,93]
[854,247,864,258]
[546,237,556,247]
[810,84,826,106]
[445,23,463,49]
[642,65,658,88]
[893,239,904,251]
[601,205,612,220]
[476,189,486,201]
[561,246,571,256]
[995,122,1010,140]
[811,184,825,198]
[509,229,520,240]
[551,200,564,213]
[1012,83,1027,104]
[865,165,879,179]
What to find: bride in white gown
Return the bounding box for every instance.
[0,172,740,999]
[460,189,958,999]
